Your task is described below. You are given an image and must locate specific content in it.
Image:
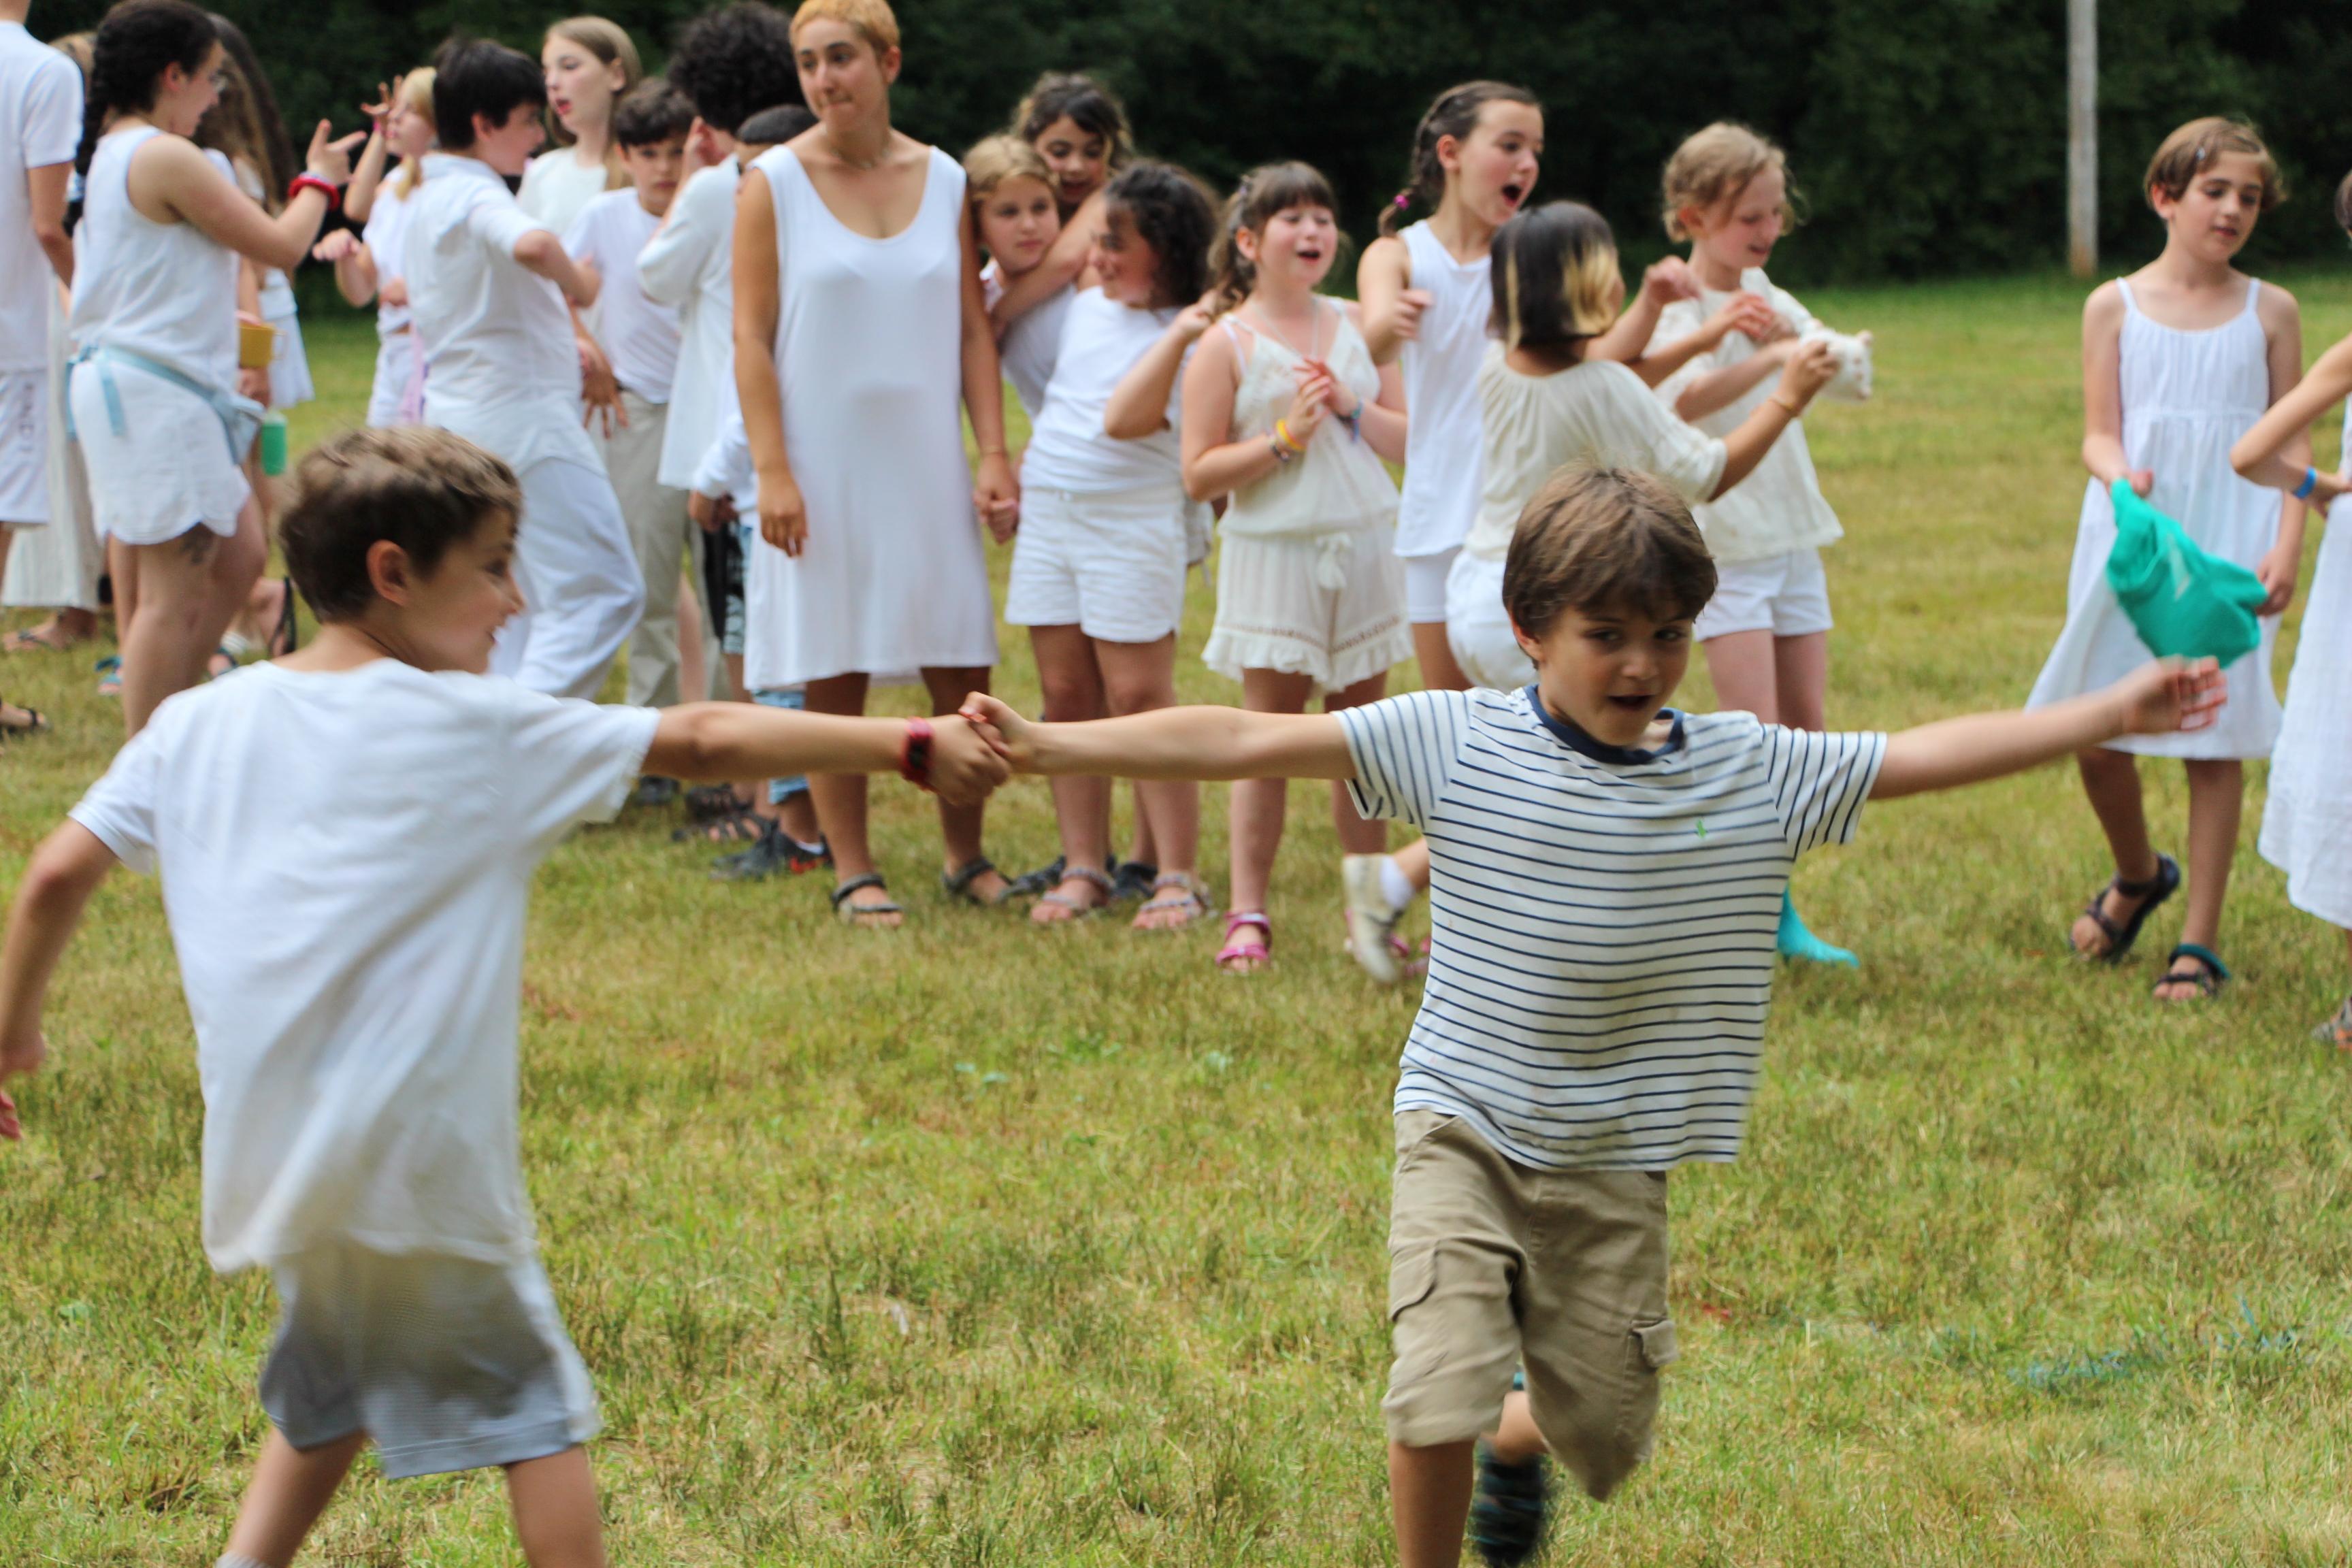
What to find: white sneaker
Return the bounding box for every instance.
[1341,854,1405,986]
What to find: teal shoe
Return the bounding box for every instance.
[1778,890,1857,968]
[1469,1439,1551,1567]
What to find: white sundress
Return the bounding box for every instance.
[2259,440,2352,928]
[2027,276,2284,758]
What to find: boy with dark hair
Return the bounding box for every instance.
[960,463,2225,1568]
[565,77,705,716]
[409,37,640,702]
[0,426,1005,1568]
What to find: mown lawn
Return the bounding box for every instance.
[5,271,2352,1565]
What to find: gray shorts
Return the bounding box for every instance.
[260,1243,600,1480]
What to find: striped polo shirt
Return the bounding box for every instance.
[1339,686,1886,1172]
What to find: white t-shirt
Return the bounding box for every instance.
[359,180,416,338]
[0,23,82,374]
[69,660,659,1272]
[1646,268,1842,565]
[564,189,679,403]
[1462,346,1727,560]
[1339,687,1885,1171]
[982,261,1072,421]
[408,154,597,474]
[1018,288,1181,494]
[519,148,612,240]
[692,408,754,508]
[638,154,738,487]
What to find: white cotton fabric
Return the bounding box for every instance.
[2260,485,2352,926]
[69,127,240,392]
[361,182,422,427]
[1695,548,1833,641]
[1394,220,1491,561]
[68,659,659,1272]
[0,371,42,523]
[407,154,598,476]
[983,261,1071,421]
[1646,269,1842,566]
[1004,485,1187,642]
[0,22,80,376]
[566,189,678,402]
[1463,348,1726,562]
[518,150,612,240]
[1443,549,1529,691]
[488,455,644,700]
[2027,277,2283,759]
[1403,544,1458,626]
[68,361,249,542]
[5,292,99,600]
[638,154,736,489]
[742,145,996,688]
[1217,304,1397,540]
[1018,287,1181,493]
[1203,525,1412,692]
[1339,687,1885,1170]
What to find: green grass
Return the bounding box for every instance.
[7,274,2352,1565]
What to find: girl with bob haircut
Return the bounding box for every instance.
[1162,160,1411,972]
[733,0,1021,928]
[66,0,358,734]
[2027,115,2303,1003]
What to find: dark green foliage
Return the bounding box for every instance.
[39,0,2352,282]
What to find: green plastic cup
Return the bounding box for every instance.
[259,412,289,477]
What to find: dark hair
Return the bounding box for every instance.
[667,1,796,139]
[1489,201,1619,353]
[431,36,546,153]
[1101,161,1216,310]
[75,0,216,186]
[1503,466,1716,636]
[1210,161,1343,315]
[1382,79,1541,238]
[612,77,693,148]
[197,14,294,212]
[283,427,523,621]
[736,102,815,148]
[1011,72,1131,189]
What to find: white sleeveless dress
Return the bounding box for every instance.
[2026,277,2283,758]
[67,126,250,544]
[1394,220,1490,559]
[1202,302,1409,691]
[2259,414,2352,927]
[743,146,996,689]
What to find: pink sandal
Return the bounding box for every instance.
[1217,911,1271,973]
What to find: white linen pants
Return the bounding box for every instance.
[491,456,644,700]
[597,391,716,707]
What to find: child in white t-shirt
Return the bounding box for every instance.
[958,464,2222,1568]
[0,425,1005,1568]
[966,133,1073,423]
[315,68,437,428]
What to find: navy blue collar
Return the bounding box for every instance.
[1523,687,1686,765]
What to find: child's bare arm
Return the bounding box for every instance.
[644,706,1008,806]
[1105,301,1211,440]
[960,693,1355,781]
[0,824,119,1139]
[1356,235,1420,365]
[2233,332,2352,502]
[514,229,598,307]
[1872,660,2223,800]
[992,190,1100,335]
[2080,283,2146,493]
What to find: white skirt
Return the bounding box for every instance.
[1443,549,1534,691]
[69,362,250,546]
[2026,478,2282,758]
[366,329,421,429]
[2259,507,2352,928]
[263,285,314,410]
[1204,524,1410,692]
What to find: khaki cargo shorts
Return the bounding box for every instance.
[1382,1110,1678,1501]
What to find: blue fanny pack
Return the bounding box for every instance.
[67,343,263,466]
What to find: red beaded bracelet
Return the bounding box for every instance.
[289,174,340,211]
[899,717,934,791]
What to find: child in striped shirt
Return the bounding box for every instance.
[960,463,2223,1568]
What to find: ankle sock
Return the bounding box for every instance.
[1377,854,1416,913]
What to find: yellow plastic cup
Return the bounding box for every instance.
[238,320,278,370]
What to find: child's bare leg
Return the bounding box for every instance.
[506,1446,607,1568]
[121,508,265,734]
[1028,625,1112,917]
[2157,758,2242,994]
[222,1428,367,1567]
[1772,632,1829,733]
[1701,630,1780,724]
[1230,668,1316,914]
[1411,621,1471,693]
[924,666,1009,900]
[1097,636,1196,901]
[1390,1439,1477,1568]
[1325,672,1391,856]
[2070,746,2163,955]
[1486,1388,1546,1465]
[803,672,894,919]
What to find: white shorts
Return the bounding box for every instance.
[69,361,250,546]
[1004,486,1188,644]
[1695,548,1833,641]
[261,1242,600,1479]
[0,371,46,525]
[1444,549,1535,691]
[1203,524,1412,692]
[1401,546,1458,625]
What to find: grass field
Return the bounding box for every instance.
[6,272,2352,1566]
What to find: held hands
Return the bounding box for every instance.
[958,692,1035,772]
[1389,287,1432,343]
[974,452,1019,544]
[2112,657,2226,737]
[926,714,1013,805]
[303,120,366,187]
[1705,291,1779,348]
[1776,338,1839,409]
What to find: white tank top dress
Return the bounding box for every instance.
[1218,302,1397,546]
[741,145,997,690]
[2258,397,2352,925]
[1393,220,1491,561]
[66,126,252,543]
[2026,276,2283,758]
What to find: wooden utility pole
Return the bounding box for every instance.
[2068,0,2097,276]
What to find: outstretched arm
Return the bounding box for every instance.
[1872,659,2223,800]
[961,693,1355,782]
[645,706,1007,805]
[0,824,119,1140]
